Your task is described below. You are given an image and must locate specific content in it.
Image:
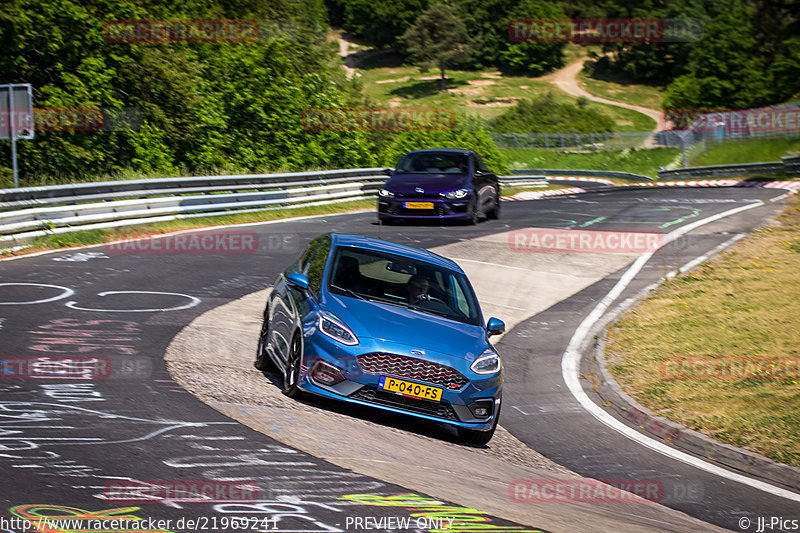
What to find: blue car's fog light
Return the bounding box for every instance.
[468,399,494,419]
[317,312,359,345]
[310,360,346,385]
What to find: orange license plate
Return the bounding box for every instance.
[404,202,434,209]
[378,376,442,401]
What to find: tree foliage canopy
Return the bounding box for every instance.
[399,4,474,91]
[0,0,376,182]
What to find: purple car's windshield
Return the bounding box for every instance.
[328,246,481,326]
[395,152,468,174]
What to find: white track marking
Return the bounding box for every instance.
[562,200,800,502]
[64,291,201,312]
[0,283,74,305]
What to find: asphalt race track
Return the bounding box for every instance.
[1,185,798,533]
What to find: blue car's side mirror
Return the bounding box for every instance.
[487,317,505,336]
[286,272,310,291]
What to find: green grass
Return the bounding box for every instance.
[499,147,679,178]
[3,199,375,256]
[690,137,800,167]
[576,70,664,111]
[606,197,800,466]
[359,66,553,123]
[358,65,655,132]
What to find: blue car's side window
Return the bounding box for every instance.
[303,236,331,298]
[450,274,471,318]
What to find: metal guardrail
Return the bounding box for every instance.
[0,170,552,246]
[511,169,653,181]
[657,156,800,180]
[0,169,391,245]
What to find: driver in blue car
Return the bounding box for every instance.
[406,274,430,303]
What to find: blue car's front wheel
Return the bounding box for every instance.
[283,333,303,398]
[457,398,501,445]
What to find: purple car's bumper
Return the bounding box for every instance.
[377,197,472,220]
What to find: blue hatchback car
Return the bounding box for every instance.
[255,233,505,444]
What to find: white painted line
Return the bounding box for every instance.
[446,257,537,273]
[0,283,74,305]
[64,291,201,313]
[562,200,800,503]
[665,234,746,281]
[0,209,372,262]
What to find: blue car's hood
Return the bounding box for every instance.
[322,292,486,360]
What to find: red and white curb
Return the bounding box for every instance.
[503,187,586,201]
[502,178,800,201]
[546,176,616,185]
[630,180,800,191]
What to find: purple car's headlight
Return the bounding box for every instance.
[471,348,501,374]
[317,312,359,346]
[442,188,470,199]
[379,188,395,198]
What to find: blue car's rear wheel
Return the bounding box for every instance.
[282,332,303,398]
[254,304,276,372]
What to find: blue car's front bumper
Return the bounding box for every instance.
[296,331,502,431]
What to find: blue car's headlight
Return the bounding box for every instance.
[317,312,359,346]
[379,188,395,198]
[442,188,470,199]
[471,348,501,374]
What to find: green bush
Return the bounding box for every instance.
[378,124,508,174]
[493,94,615,134]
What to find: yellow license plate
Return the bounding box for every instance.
[404,202,434,209]
[378,376,442,401]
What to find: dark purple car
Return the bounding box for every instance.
[377,149,501,225]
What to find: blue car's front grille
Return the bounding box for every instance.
[350,386,459,421]
[356,352,469,390]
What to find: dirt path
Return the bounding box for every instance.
[338,37,357,79]
[551,60,666,133]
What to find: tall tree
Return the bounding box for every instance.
[399,3,474,91]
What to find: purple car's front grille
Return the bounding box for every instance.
[356,352,469,391]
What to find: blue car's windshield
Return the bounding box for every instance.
[395,152,468,174]
[328,246,481,326]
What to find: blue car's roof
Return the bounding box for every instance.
[330,233,463,272]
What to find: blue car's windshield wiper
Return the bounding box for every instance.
[330,284,367,301]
